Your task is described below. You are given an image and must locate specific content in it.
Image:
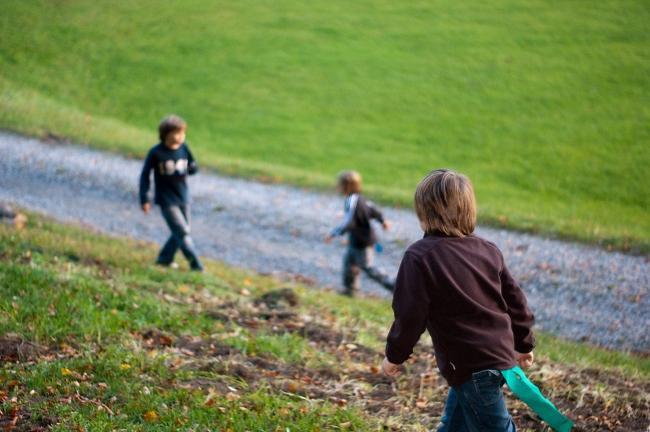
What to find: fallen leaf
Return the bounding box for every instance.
[285,381,301,393]
[143,410,159,422]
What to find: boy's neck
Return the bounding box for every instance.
[424,230,458,238]
[163,141,183,150]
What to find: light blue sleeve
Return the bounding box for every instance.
[330,194,358,237]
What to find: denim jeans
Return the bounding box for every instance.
[342,246,394,295]
[437,370,516,432]
[157,205,202,270]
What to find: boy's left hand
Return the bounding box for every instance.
[515,351,534,369]
[382,220,392,231]
[381,357,401,377]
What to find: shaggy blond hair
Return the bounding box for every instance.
[414,169,476,237]
[336,170,362,195]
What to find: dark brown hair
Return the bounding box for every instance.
[158,114,187,141]
[414,169,476,237]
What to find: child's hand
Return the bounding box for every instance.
[142,202,151,214]
[324,234,333,244]
[381,357,401,377]
[516,351,534,369]
[382,220,391,231]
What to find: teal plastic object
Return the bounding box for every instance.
[501,366,573,432]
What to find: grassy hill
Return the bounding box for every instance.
[0,0,649,252]
[0,214,648,431]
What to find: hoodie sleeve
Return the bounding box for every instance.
[139,148,155,205]
[500,259,536,353]
[385,252,431,364]
[186,145,198,175]
[366,200,385,224]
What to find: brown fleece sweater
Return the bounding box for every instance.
[385,232,535,386]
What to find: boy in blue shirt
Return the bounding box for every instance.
[139,115,203,271]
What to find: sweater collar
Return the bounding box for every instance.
[423,230,468,239]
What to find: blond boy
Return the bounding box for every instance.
[382,169,535,431]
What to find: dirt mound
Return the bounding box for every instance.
[140,328,175,348]
[254,288,299,309]
[0,406,55,432]
[0,334,46,362]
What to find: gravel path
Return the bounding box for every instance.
[0,131,647,352]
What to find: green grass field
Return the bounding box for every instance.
[1,0,648,251]
[1,215,648,431]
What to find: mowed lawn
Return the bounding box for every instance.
[0,0,648,251]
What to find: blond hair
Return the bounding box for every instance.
[159,114,187,141]
[336,170,362,195]
[414,169,476,237]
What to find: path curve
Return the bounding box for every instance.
[0,131,647,352]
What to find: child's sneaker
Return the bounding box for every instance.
[190,260,204,272]
[156,261,179,269]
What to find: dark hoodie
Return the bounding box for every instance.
[330,193,385,248]
[385,232,535,386]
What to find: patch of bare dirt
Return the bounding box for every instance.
[253,288,299,309]
[137,329,238,357]
[198,288,650,431]
[0,335,46,363]
[62,252,112,277]
[10,286,647,431]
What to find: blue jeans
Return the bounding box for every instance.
[437,370,516,432]
[157,205,202,270]
[342,246,394,295]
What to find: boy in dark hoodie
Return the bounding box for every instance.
[325,170,394,296]
[139,115,203,271]
[382,169,535,431]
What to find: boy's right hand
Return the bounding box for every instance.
[382,220,391,231]
[515,351,534,369]
[142,202,151,214]
[381,357,401,377]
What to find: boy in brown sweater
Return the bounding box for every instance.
[382,169,535,431]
